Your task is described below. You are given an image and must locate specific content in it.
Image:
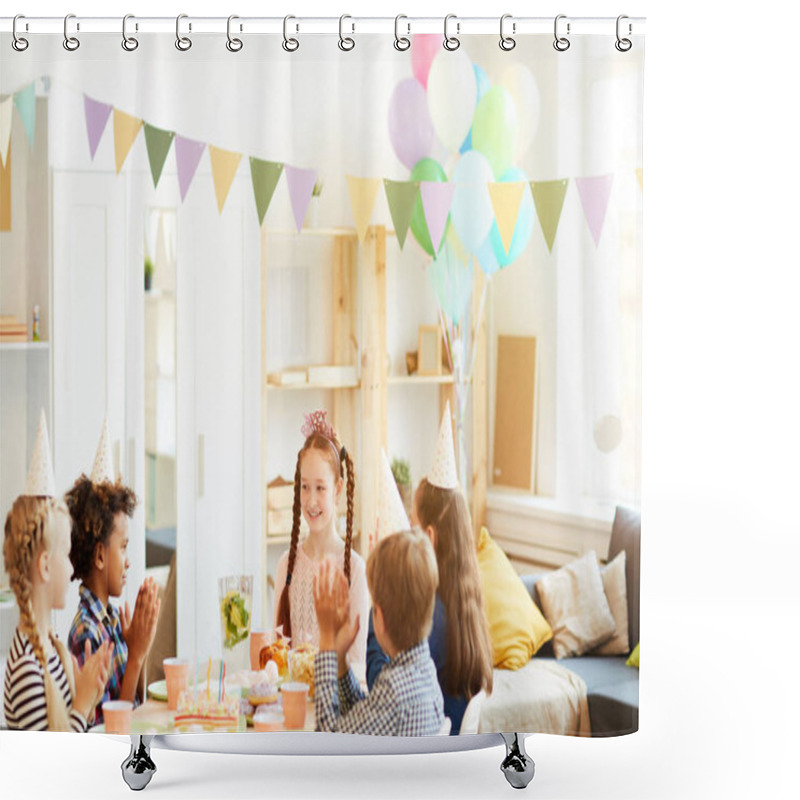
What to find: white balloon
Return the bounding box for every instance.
[450,150,495,254]
[427,49,478,154]
[501,64,541,160]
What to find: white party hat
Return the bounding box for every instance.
[23,409,57,497]
[427,401,459,490]
[90,415,116,484]
[375,449,411,542]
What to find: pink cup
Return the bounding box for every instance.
[163,658,190,711]
[103,700,133,734]
[281,682,309,730]
[249,631,271,671]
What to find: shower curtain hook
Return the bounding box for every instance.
[443,14,460,51]
[283,15,299,52]
[394,15,410,51]
[553,14,570,51]
[122,15,139,52]
[615,15,632,51]
[176,14,192,51]
[226,15,243,52]
[63,14,80,51]
[499,14,516,51]
[12,15,29,52]
[339,15,355,51]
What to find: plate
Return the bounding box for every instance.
[147,679,168,701]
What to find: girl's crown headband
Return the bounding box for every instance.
[302,410,338,443]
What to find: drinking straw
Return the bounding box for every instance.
[222,662,226,700]
[194,650,198,703]
[218,660,223,703]
[207,657,211,701]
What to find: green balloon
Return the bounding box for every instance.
[471,86,518,179]
[409,157,449,257]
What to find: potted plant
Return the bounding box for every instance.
[144,255,154,292]
[391,457,413,519]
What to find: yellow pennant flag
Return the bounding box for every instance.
[113,109,143,174]
[635,167,643,191]
[209,145,242,214]
[446,224,471,265]
[346,175,381,243]
[488,182,527,255]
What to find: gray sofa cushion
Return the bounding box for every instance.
[608,506,641,647]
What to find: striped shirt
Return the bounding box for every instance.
[314,640,444,736]
[68,583,135,726]
[3,628,87,732]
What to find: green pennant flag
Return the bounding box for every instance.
[249,157,283,226]
[143,123,175,188]
[383,179,419,250]
[531,179,569,253]
[14,83,36,148]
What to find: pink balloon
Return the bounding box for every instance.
[411,34,440,90]
[388,78,435,170]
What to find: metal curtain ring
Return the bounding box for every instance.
[499,14,516,51]
[12,15,29,52]
[338,14,355,51]
[122,14,139,51]
[227,15,243,52]
[394,14,410,51]
[615,14,632,52]
[443,14,460,51]
[553,14,570,52]
[283,15,299,52]
[63,13,80,51]
[176,14,192,51]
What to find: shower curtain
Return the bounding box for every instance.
[0,17,643,742]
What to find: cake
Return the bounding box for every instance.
[247,680,279,706]
[174,691,240,732]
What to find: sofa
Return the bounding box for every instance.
[479,506,640,737]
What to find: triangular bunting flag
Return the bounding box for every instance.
[576,175,614,247]
[83,94,112,160]
[175,135,205,202]
[14,83,36,149]
[488,182,526,256]
[0,144,9,231]
[143,123,175,188]
[420,181,455,257]
[346,175,381,243]
[531,179,569,253]
[208,145,242,214]
[635,167,643,191]
[91,416,116,485]
[285,165,317,232]
[383,179,418,250]
[113,109,143,174]
[250,158,283,226]
[1,96,13,167]
[428,400,459,489]
[23,410,56,497]
[446,225,471,265]
[375,449,411,542]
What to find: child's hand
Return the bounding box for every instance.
[73,639,113,721]
[313,559,339,649]
[122,577,161,663]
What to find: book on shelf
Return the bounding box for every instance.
[306,364,358,386]
[267,369,308,386]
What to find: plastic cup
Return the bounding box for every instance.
[163,657,190,710]
[249,631,271,671]
[280,682,309,730]
[103,700,133,734]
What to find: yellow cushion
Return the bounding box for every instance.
[477,526,553,669]
[626,642,640,668]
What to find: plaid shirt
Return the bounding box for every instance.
[314,640,444,736]
[68,584,138,726]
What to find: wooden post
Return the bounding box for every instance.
[259,223,269,627]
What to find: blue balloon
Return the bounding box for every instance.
[459,64,491,155]
[476,167,534,275]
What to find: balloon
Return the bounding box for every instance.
[409,157,449,257]
[460,64,492,155]
[428,241,474,326]
[500,64,541,160]
[450,150,495,254]
[388,78,435,170]
[427,48,477,154]
[476,167,534,275]
[471,86,518,179]
[411,34,440,90]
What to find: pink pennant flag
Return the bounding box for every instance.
[575,175,614,247]
[420,181,455,256]
[175,135,206,202]
[84,94,112,160]
[284,165,318,232]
